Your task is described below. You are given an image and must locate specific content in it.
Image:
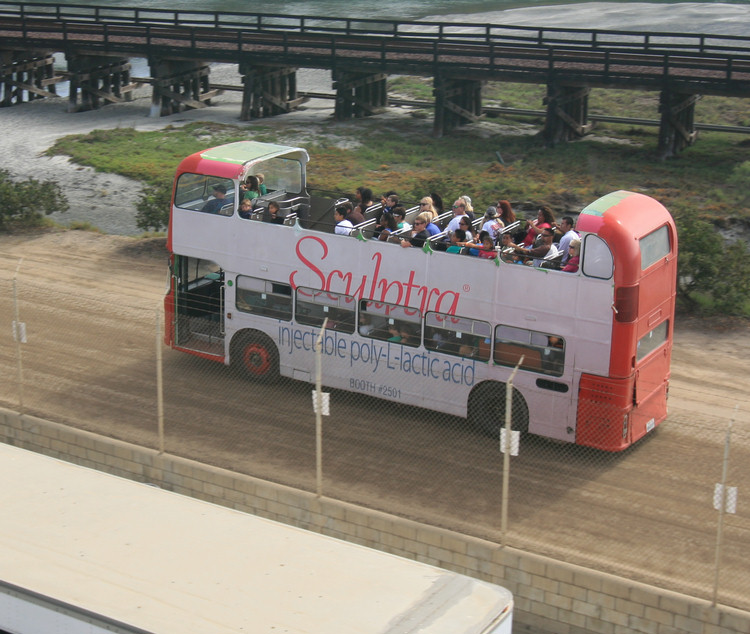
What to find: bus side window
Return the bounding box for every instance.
[359,301,421,346]
[235,276,292,321]
[296,288,355,334]
[425,312,491,361]
[493,325,565,377]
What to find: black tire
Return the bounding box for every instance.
[230,332,280,382]
[468,381,529,437]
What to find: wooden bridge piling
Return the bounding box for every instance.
[333,71,388,120]
[0,51,62,107]
[543,85,593,146]
[66,54,136,113]
[239,64,305,120]
[148,59,221,117]
[658,90,699,158]
[433,76,484,137]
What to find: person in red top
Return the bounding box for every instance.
[562,239,581,272]
[521,205,556,246]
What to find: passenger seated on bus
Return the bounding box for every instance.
[354,186,374,216]
[521,205,555,246]
[499,233,521,264]
[497,200,516,227]
[392,206,411,231]
[459,195,475,221]
[481,207,504,242]
[418,197,439,222]
[256,173,268,195]
[542,336,565,374]
[445,200,468,234]
[342,200,365,226]
[430,192,445,217]
[555,216,579,265]
[375,212,398,241]
[238,198,253,219]
[334,206,354,235]
[400,216,429,248]
[381,192,399,215]
[399,324,419,347]
[241,175,261,200]
[263,200,285,224]
[513,227,557,266]
[411,210,439,236]
[446,229,467,253]
[358,313,375,336]
[201,184,229,214]
[562,239,581,272]
[476,232,498,259]
[387,323,402,342]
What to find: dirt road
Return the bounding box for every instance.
[1,231,748,609]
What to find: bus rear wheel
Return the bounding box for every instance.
[468,382,529,438]
[231,332,280,382]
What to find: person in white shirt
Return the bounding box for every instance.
[334,206,353,235]
[557,216,579,265]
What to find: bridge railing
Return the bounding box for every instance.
[2,0,750,58]
[3,11,750,90]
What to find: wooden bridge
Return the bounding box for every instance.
[2,2,750,156]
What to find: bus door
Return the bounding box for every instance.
[172,255,225,357]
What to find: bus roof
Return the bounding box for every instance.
[0,444,512,634]
[176,141,310,179]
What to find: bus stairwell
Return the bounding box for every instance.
[174,256,225,358]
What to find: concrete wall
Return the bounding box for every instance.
[1,407,747,634]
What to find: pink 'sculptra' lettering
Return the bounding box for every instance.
[290,236,460,314]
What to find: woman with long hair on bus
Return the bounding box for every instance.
[242,175,261,200]
[419,196,439,222]
[521,205,555,246]
[497,200,516,226]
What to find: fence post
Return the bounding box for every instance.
[500,357,523,548]
[155,306,165,454]
[711,415,735,606]
[314,318,328,498]
[12,259,24,413]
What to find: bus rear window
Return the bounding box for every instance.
[640,225,671,270]
[637,320,669,361]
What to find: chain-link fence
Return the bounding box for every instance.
[1,252,748,612]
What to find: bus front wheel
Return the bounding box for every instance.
[231,332,280,382]
[468,382,529,437]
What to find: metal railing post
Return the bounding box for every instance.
[156,306,165,455]
[500,357,523,548]
[711,414,736,606]
[314,318,328,498]
[12,259,24,413]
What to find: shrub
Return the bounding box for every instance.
[0,169,69,230]
[676,215,750,315]
[135,182,171,232]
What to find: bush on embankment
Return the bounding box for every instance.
[0,169,68,231]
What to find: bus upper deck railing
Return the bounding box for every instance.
[2,1,750,58]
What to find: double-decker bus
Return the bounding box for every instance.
[164,141,677,451]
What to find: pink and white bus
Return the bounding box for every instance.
[164,141,677,451]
